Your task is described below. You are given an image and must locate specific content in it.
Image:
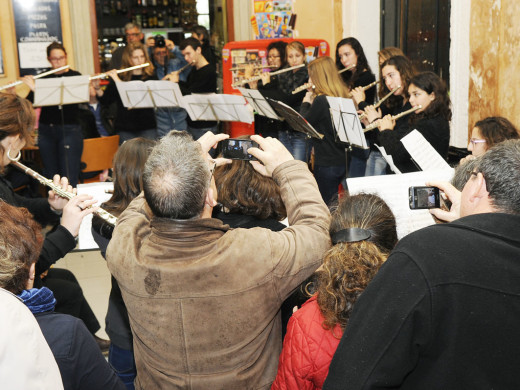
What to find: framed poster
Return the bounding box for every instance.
[252,0,294,39]
[12,0,63,76]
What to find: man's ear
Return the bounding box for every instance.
[25,263,36,290]
[205,187,217,208]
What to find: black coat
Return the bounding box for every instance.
[324,213,520,390]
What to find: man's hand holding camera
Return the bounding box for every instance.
[248,135,294,177]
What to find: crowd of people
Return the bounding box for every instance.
[1,24,520,390]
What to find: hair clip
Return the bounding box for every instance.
[331,227,371,244]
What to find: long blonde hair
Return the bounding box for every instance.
[120,42,155,81]
[308,57,351,98]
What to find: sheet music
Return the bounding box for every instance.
[236,87,280,120]
[327,97,367,148]
[347,168,454,239]
[34,76,90,106]
[267,98,323,139]
[77,182,114,250]
[181,93,254,123]
[374,144,402,174]
[401,129,451,171]
[145,80,184,107]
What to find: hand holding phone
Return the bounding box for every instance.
[409,186,441,209]
[221,138,259,161]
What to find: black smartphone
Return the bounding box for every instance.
[221,139,258,161]
[409,186,441,209]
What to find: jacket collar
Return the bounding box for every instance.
[150,216,230,242]
[451,212,520,246]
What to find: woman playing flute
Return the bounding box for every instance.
[374,71,451,173]
[363,55,415,176]
[300,56,351,204]
[22,42,84,186]
[95,42,157,143]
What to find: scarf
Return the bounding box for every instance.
[18,287,56,314]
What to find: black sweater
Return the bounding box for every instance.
[301,95,346,167]
[376,113,450,173]
[98,74,157,134]
[26,70,82,125]
[342,69,377,107]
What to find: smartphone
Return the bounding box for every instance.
[409,186,441,209]
[221,139,258,161]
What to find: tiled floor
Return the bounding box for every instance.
[54,249,111,340]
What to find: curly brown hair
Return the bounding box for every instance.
[316,193,397,334]
[0,201,43,294]
[214,153,286,220]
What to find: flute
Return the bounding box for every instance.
[8,152,117,227]
[231,64,272,71]
[292,82,314,94]
[359,85,401,120]
[173,60,195,74]
[363,105,422,132]
[338,64,355,74]
[232,64,305,87]
[359,79,380,92]
[89,63,150,80]
[0,65,70,91]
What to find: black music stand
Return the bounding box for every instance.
[266,98,323,139]
[326,96,368,149]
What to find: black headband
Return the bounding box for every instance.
[331,228,371,245]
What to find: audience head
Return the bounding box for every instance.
[316,194,397,331]
[124,22,144,44]
[286,41,306,68]
[308,56,350,99]
[335,37,372,87]
[266,40,288,70]
[152,38,170,66]
[0,94,36,170]
[378,46,405,66]
[104,138,156,217]
[143,131,211,219]
[461,139,520,216]
[0,201,43,295]
[191,25,209,45]
[468,117,520,157]
[379,55,415,109]
[214,146,287,221]
[120,42,154,80]
[408,71,452,121]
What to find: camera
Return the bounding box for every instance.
[154,35,166,48]
[221,139,259,161]
[409,186,440,209]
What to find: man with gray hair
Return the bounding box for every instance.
[109,23,144,70]
[106,131,331,389]
[324,139,520,389]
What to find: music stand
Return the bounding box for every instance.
[181,93,254,123]
[236,87,281,120]
[326,97,368,149]
[267,98,323,139]
[116,80,184,109]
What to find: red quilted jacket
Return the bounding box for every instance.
[272,296,343,390]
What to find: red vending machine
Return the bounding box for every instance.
[222,38,330,137]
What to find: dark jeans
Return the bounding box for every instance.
[348,147,371,178]
[117,128,157,144]
[109,343,136,390]
[38,123,83,187]
[279,130,309,162]
[314,164,347,205]
[41,268,101,335]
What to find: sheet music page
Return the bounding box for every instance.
[116,81,154,108]
[146,80,183,107]
[347,168,454,239]
[211,94,254,123]
[34,76,89,106]
[327,97,367,148]
[77,182,114,250]
[181,94,216,121]
[401,129,451,171]
[236,87,279,120]
[374,144,402,174]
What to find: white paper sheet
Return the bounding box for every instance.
[116,80,185,109]
[181,93,254,123]
[236,87,280,120]
[374,144,402,174]
[34,76,90,106]
[347,169,454,239]
[327,97,367,148]
[401,129,451,171]
[76,182,114,250]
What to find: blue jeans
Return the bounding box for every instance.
[109,344,136,390]
[38,123,83,187]
[187,124,218,141]
[117,128,157,144]
[314,164,347,205]
[279,130,309,162]
[156,107,188,138]
[365,150,388,176]
[348,147,370,178]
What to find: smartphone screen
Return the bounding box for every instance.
[409,186,441,209]
[221,139,258,161]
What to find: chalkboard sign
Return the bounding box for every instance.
[12,0,63,76]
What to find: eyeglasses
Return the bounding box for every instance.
[126,32,141,37]
[469,138,486,145]
[268,55,280,59]
[49,56,66,62]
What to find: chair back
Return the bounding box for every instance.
[80,135,119,183]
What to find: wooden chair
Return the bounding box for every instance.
[79,135,119,183]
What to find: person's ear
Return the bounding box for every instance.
[25,263,36,290]
[205,187,217,208]
[429,92,436,101]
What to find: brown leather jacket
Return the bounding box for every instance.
[106,161,331,389]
